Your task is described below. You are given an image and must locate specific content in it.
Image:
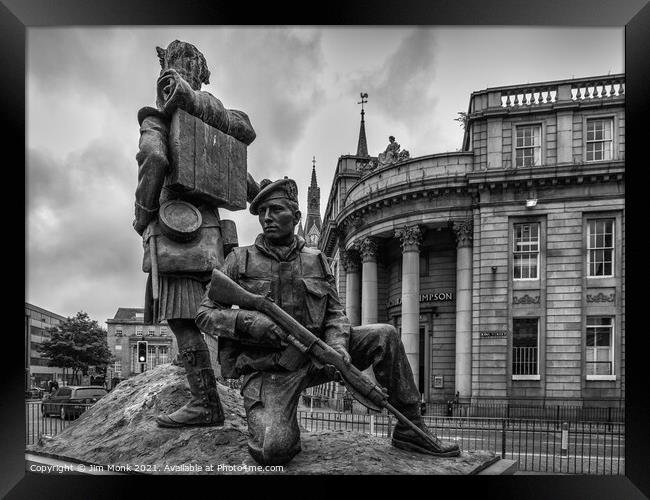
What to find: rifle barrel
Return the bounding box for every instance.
[210,269,442,442]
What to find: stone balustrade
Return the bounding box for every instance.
[501,86,558,108]
[469,74,625,113]
[343,152,474,207]
[570,77,625,101]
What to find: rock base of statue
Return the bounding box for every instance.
[27,364,513,475]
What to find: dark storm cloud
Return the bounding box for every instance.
[345,29,438,129]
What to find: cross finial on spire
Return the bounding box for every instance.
[310,156,318,189]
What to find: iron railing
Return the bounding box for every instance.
[25,401,624,474]
[300,394,625,423]
[298,411,625,474]
[512,346,538,376]
[26,401,94,446]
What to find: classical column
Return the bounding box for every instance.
[451,219,473,401]
[359,237,379,324]
[342,248,361,327]
[395,224,423,393]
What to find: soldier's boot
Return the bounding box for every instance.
[391,405,460,457]
[156,347,225,428]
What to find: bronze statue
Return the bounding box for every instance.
[133,40,260,428]
[195,178,460,465]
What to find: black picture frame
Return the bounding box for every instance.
[6,0,649,497]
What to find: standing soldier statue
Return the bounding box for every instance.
[133,40,260,428]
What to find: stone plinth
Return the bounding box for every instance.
[28,364,498,475]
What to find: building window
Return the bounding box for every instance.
[147,346,156,370]
[114,361,122,376]
[586,317,614,378]
[513,223,539,280]
[136,327,143,336]
[515,124,541,167]
[512,318,539,378]
[586,118,613,162]
[160,327,167,336]
[148,327,155,336]
[115,328,123,337]
[159,346,169,364]
[587,219,614,277]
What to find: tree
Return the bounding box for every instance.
[39,311,114,385]
[454,111,469,130]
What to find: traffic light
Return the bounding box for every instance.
[137,340,148,363]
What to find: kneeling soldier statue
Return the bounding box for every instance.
[196,178,460,465]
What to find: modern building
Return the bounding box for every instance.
[25,302,67,388]
[320,74,625,408]
[105,308,178,386]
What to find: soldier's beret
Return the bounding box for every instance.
[249,177,299,215]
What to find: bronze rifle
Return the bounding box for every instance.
[208,268,446,451]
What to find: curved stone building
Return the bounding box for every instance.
[320,74,625,408]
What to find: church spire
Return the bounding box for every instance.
[310,155,318,188]
[305,156,322,247]
[356,92,369,157]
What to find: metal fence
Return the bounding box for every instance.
[25,400,93,446]
[300,394,625,423]
[298,411,625,474]
[25,401,625,475]
[432,403,624,423]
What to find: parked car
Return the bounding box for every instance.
[41,386,107,420]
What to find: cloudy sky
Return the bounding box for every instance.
[26,26,623,326]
